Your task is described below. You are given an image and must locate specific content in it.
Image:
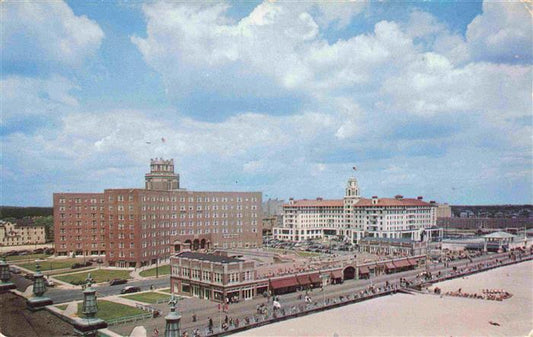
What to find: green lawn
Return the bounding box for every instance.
[295,250,320,257]
[5,254,51,262]
[122,292,171,304]
[139,264,171,277]
[17,258,83,272]
[158,288,172,293]
[55,269,131,285]
[56,304,68,311]
[77,300,145,321]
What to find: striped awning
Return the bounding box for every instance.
[330,270,343,279]
[270,276,299,289]
[393,259,411,268]
[309,273,321,284]
[385,262,396,270]
[296,274,311,286]
[359,266,370,274]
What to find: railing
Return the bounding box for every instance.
[155,297,172,304]
[106,312,153,326]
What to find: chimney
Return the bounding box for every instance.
[430,200,436,204]
[316,197,323,201]
[417,196,423,200]
[395,195,403,200]
[372,196,378,205]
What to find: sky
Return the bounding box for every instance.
[1,0,532,207]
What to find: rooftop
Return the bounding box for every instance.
[176,251,243,264]
[283,197,431,208]
[284,199,344,207]
[355,198,431,207]
[483,231,517,239]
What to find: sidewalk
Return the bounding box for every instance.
[129,264,170,281]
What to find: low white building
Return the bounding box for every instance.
[0,220,46,246]
[273,176,440,244]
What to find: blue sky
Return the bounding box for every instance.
[1,0,532,207]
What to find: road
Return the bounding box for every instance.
[9,274,171,303]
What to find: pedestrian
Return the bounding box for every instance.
[153,328,159,337]
[208,317,213,332]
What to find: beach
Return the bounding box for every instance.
[235,260,533,337]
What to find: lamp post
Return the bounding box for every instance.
[0,257,16,293]
[164,295,181,337]
[73,273,107,337]
[26,262,53,310]
[319,273,329,306]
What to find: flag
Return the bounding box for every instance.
[161,137,166,143]
[353,166,357,171]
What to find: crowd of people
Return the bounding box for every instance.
[442,288,512,301]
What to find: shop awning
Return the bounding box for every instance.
[296,274,311,286]
[385,262,396,270]
[359,266,370,274]
[330,270,343,279]
[270,276,299,289]
[309,273,321,284]
[393,259,411,268]
[407,258,418,266]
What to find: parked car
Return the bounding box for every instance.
[71,261,93,269]
[23,273,34,280]
[9,267,21,274]
[45,278,55,287]
[120,286,140,294]
[109,279,128,286]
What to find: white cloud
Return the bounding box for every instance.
[1,75,79,127]
[132,2,414,99]
[466,1,532,63]
[2,1,104,68]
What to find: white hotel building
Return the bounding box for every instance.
[273,176,440,244]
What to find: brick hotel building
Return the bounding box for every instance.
[54,159,262,267]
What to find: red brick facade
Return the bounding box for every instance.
[54,160,262,267]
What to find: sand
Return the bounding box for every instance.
[235,261,533,337]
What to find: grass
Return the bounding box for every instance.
[122,292,171,304]
[5,254,51,262]
[77,300,145,321]
[159,288,172,293]
[55,269,131,285]
[17,258,83,272]
[56,304,68,311]
[295,250,320,257]
[139,264,171,277]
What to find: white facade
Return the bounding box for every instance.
[0,220,46,246]
[274,199,344,241]
[273,176,438,243]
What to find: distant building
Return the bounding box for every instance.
[262,198,285,217]
[54,158,262,267]
[437,217,532,231]
[0,220,46,246]
[358,237,427,256]
[261,216,281,236]
[436,203,452,218]
[273,175,439,243]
